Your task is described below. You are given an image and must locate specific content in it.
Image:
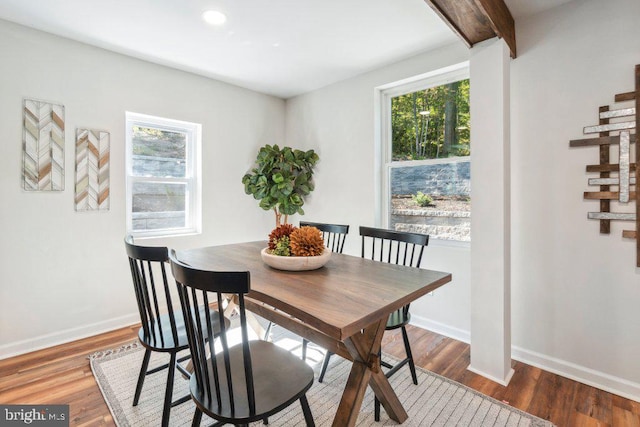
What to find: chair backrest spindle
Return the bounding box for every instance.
[238,293,256,414]
[146,262,164,345]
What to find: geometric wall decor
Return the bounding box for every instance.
[75,129,110,211]
[569,64,639,267]
[23,98,65,191]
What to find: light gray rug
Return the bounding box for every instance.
[90,332,554,427]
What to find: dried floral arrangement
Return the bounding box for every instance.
[268,225,325,257]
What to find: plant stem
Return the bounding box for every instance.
[274,208,282,227]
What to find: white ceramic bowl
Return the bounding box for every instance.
[260,247,331,271]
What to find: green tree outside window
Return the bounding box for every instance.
[391,79,470,161]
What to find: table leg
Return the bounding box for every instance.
[332,319,408,426]
[367,363,409,423]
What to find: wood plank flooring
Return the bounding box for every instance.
[1,324,638,426]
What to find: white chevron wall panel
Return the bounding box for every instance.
[75,129,110,211]
[23,99,65,191]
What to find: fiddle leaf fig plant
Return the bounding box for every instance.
[242,144,319,226]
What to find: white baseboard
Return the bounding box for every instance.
[0,313,140,360]
[511,345,640,403]
[411,314,470,344]
[410,315,640,402]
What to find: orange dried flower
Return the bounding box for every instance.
[290,226,325,256]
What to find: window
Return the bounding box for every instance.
[377,63,470,242]
[126,112,201,237]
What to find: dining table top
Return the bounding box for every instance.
[177,240,452,342]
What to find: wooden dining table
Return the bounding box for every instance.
[177,240,452,427]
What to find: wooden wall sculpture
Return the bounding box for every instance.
[23,98,65,191]
[570,65,639,267]
[75,129,110,211]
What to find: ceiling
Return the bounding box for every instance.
[0,0,573,99]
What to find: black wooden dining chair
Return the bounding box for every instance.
[125,236,229,427]
[263,221,350,361]
[316,226,428,421]
[361,226,429,420]
[169,250,315,427]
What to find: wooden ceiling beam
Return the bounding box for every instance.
[423,0,516,58]
[473,0,516,57]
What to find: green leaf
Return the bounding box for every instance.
[272,172,284,184]
[259,198,274,210]
[284,149,294,162]
[295,174,308,185]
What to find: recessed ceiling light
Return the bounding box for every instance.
[202,10,227,26]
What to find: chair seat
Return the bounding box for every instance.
[138,306,229,352]
[386,308,410,330]
[191,340,314,424]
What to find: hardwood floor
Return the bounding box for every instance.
[1,324,638,426]
[0,325,139,426]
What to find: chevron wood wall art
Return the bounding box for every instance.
[23,98,65,191]
[75,129,110,211]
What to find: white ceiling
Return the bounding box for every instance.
[0,0,573,99]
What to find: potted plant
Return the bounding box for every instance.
[243,145,329,270]
[242,144,319,227]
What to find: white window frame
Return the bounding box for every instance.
[374,62,470,244]
[125,112,202,238]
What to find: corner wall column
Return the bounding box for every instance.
[468,38,514,385]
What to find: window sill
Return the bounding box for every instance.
[428,238,470,249]
[129,228,201,240]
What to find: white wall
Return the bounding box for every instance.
[285,0,640,401]
[510,0,640,399]
[0,19,284,357]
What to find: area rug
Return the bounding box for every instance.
[90,339,553,427]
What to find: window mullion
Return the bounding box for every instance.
[131,176,188,184]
